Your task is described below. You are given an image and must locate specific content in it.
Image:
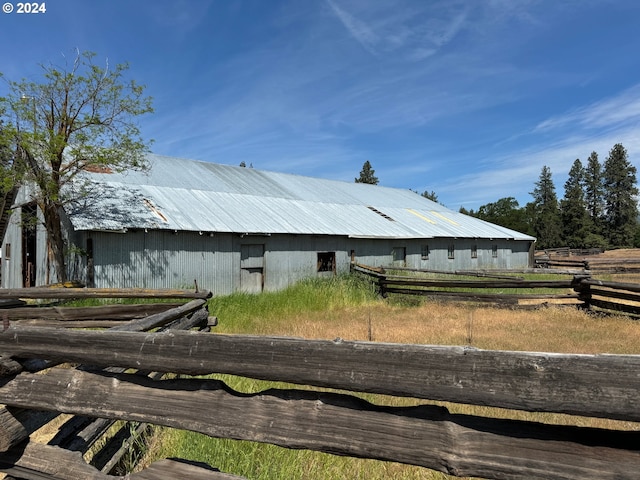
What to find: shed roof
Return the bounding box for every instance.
[67,154,535,241]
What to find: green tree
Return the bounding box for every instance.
[602,143,638,247]
[0,50,154,283]
[530,165,562,249]
[421,190,438,202]
[354,160,378,184]
[473,197,532,234]
[584,151,604,234]
[560,159,592,248]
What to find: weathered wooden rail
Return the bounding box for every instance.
[0,328,639,479]
[0,287,223,479]
[353,264,640,316]
[0,287,639,479]
[535,248,640,272]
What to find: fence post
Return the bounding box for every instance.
[572,274,591,311]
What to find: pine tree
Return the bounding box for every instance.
[355,161,379,184]
[421,190,438,202]
[602,143,638,247]
[560,159,591,248]
[530,166,562,249]
[584,151,604,234]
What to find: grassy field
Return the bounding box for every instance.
[139,273,640,480]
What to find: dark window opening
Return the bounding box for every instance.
[4,244,10,260]
[392,247,406,264]
[471,245,478,259]
[448,244,455,260]
[22,203,37,287]
[492,245,498,258]
[317,252,336,273]
[421,245,429,260]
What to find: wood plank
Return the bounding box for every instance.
[581,279,640,293]
[0,408,58,451]
[5,319,131,328]
[0,288,211,300]
[136,459,246,479]
[379,278,574,289]
[588,298,640,316]
[588,287,640,304]
[110,300,207,332]
[1,328,639,422]
[0,304,208,453]
[0,369,638,480]
[5,303,184,321]
[0,441,244,479]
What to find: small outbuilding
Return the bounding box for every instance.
[1,154,535,293]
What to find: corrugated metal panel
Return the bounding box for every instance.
[67,154,535,242]
[88,229,237,291]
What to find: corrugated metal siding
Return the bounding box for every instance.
[85,230,235,291]
[51,228,532,293]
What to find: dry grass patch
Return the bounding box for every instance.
[245,301,640,355]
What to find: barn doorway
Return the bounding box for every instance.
[240,244,264,293]
[21,203,37,287]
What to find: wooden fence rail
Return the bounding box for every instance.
[0,287,221,480]
[353,264,640,315]
[0,287,639,479]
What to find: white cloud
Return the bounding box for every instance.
[535,84,640,133]
[325,0,379,54]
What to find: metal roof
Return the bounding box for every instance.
[66,154,535,241]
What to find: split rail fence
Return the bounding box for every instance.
[535,248,640,272]
[0,287,639,479]
[353,263,640,316]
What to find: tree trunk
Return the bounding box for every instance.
[42,200,67,284]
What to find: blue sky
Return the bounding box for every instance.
[2,0,640,211]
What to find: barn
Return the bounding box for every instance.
[0,154,535,293]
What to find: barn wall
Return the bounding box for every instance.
[3,216,532,293]
[74,230,235,293]
[349,238,532,271]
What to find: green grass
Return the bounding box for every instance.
[142,275,454,479]
[207,274,378,333]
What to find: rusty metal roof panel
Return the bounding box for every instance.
[67,154,535,241]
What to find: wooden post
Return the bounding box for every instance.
[572,274,592,311]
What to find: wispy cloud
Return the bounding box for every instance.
[535,83,640,132]
[325,1,470,59]
[438,122,640,209]
[325,0,379,54]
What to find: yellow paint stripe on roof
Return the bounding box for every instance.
[407,209,436,224]
[430,211,459,226]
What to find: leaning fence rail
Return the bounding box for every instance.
[0,287,221,479]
